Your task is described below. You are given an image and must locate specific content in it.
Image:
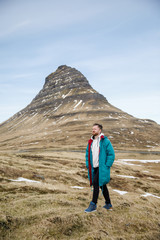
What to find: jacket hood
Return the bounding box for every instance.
[90,133,104,140]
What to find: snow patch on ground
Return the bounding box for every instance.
[27,142,39,145]
[71,186,84,189]
[117,175,137,179]
[141,192,160,199]
[62,90,72,99]
[138,119,150,123]
[73,100,83,110]
[113,189,128,195]
[119,159,160,164]
[53,104,62,112]
[89,90,94,93]
[82,102,85,108]
[9,177,40,183]
[116,160,141,166]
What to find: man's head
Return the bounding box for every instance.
[92,123,103,137]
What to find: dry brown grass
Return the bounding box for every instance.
[0,150,160,240]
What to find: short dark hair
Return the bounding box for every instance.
[93,123,103,130]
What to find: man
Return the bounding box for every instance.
[85,123,115,213]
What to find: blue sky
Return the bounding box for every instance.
[0,0,160,124]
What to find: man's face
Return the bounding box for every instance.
[92,125,101,136]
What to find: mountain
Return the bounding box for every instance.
[0,65,160,151]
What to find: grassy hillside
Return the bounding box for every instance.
[0,150,160,240]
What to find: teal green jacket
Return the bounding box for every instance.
[85,135,115,186]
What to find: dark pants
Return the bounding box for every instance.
[92,167,111,205]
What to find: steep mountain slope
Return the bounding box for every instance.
[0,65,160,151]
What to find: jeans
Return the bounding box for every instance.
[92,167,111,205]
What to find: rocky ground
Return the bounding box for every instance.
[0,150,160,240]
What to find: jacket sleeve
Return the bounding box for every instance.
[85,144,89,169]
[105,139,115,167]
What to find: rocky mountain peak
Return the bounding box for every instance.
[26,65,107,113]
[0,65,159,151]
[44,65,92,90]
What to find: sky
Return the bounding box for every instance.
[0,0,160,124]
